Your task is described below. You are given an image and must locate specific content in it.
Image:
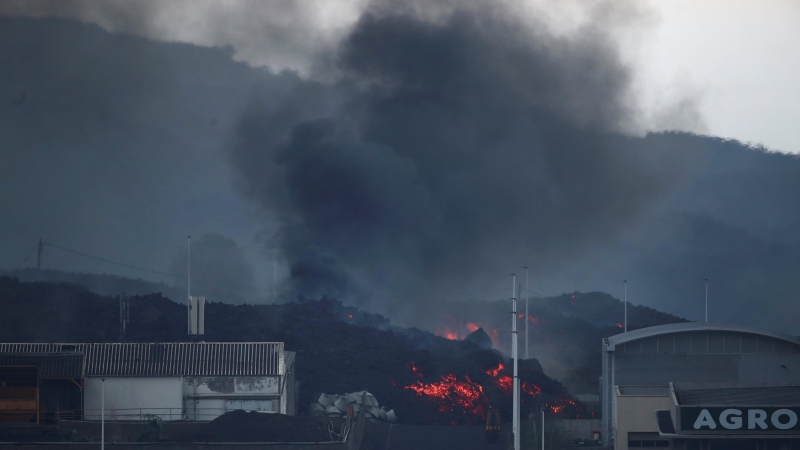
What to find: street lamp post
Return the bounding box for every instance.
[101,378,105,450]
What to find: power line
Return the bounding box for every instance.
[520,287,546,298]
[13,243,40,273]
[44,242,180,279]
[42,241,274,294]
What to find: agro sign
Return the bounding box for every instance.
[681,407,800,432]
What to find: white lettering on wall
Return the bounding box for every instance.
[771,409,798,430]
[720,409,742,429]
[748,409,768,430]
[694,409,717,429]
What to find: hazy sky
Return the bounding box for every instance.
[2,1,800,332]
[2,0,798,152]
[640,0,800,153]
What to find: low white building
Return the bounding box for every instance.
[0,342,296,422]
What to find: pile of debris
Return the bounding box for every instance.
[310,391,397,423]
[192,410,332,442]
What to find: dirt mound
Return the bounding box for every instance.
[193,411,333,443]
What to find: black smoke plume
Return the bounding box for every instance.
[230,5,690,319]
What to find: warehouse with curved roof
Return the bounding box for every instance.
[602,322,800,449]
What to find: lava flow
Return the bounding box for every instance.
[485,363,542,396]
[434,316,501,347]
[404,373,489,416]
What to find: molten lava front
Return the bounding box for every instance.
[404,374,488,416]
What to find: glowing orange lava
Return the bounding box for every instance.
[522,381,542,395]
[497,376,513,393]
[466,322,479,332]
[405,374,488,415]
[528,316,539,324]
[486,363,504,377]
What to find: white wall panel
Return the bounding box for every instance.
[84,377,183,421]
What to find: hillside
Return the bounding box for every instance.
[414,291,685,393]
[0,269,687,394]
[0,276,585,425]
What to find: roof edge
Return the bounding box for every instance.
[605,322,800,351]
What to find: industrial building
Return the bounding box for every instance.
[602,322,800,449]
[0,342,295,423]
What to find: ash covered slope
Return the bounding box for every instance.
[0,276,580,424]
[419,292,686,393]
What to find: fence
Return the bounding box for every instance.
[79,408,234,422]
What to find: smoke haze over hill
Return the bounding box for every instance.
[0,1,799,332]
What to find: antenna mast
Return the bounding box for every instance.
[511,274,520,450]
[624,280,627,333]
[37,239,43,269]
[524,266,529,360]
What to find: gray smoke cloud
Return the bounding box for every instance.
[2,2,799,335]
[229,3,693,319]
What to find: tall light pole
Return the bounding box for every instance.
[624,280,627,333]
[101,378,105,450]
[524,266,529,360]
[541,407,545,450]
[511,274,520,450]
[705,278,708,323]
[188,235,192,334]
[187,236,191,302]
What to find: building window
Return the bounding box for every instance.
[655,441,669,447]
[629,440,642,447]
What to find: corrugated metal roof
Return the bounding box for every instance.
[676,386,800,406]
[0,343,283,377]
[0,352,84,378]
[605,323,800,351]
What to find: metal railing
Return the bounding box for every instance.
[81,407,240,422]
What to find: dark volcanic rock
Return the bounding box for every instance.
[464,328,493,350]
[193,410,332,442]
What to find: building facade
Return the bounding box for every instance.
[602,323,800,449]
[0,342,295,422]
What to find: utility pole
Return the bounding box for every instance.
[188,236,192,334]
[705,278,708,323]
[511,274,520,450]
[624,280,627,333]
[524,266,529,360]
[187,236,191,302]
[541,407,545,450]
[36,239,43,269]
[101,378,105,450]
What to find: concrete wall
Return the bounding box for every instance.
[613,392,671,450]
[84,378,183,421]
[557,419,602,441]
[614,353,739,385]
[182,377,282,421]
